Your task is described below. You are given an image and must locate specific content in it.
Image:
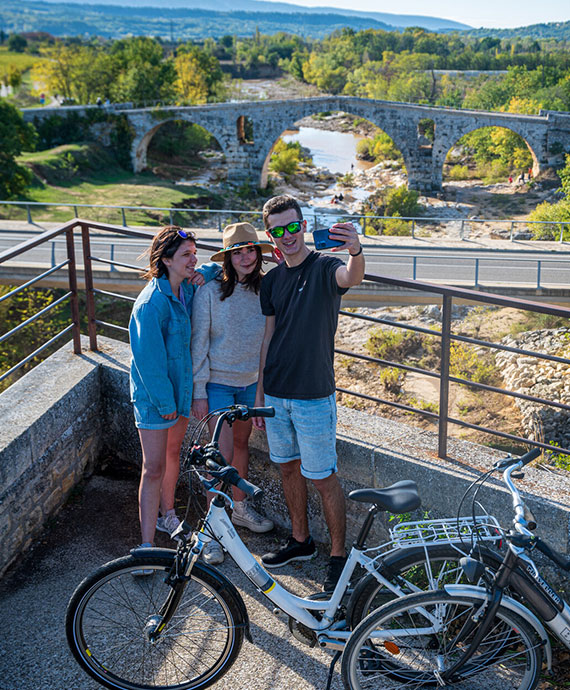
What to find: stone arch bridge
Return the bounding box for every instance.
[24,97,570,191]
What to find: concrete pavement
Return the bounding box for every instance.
[0,472,344,690]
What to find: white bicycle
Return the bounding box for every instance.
[66,405,507,690]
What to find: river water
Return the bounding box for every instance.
[282,126,372,175]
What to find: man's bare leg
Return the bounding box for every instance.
[313,473,346,557]
[280,459,309,542]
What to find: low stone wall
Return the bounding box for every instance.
[496,328,570,450]
[0,336,138,577]
[1,337,569,592]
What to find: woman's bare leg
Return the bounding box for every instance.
[138,427,168,544]
[160,415,189,514]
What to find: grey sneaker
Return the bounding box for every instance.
[232,500,274,533]
[156,512,181,538]
[202,540,224,565]
[132,543,154,577]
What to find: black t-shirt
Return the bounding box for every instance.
[260,251,348,399]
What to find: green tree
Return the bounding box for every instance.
[174,43,223,103]
[7,34,27,53]
[527,154,570,240]
[0,286,70,392]
[109,37,176,105]
[33,44,116,104]
[0,101,36,199]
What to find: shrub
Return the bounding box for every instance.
[527,198,570,241]
[365,328,422,362]
[269,139,311,178]
[383,214,412,236]
[338,171,355,187]
[449,342,499,385]
[379,367,402,393]
[447,165,470,181]
[475,159,510,183]
[361,186,422,235]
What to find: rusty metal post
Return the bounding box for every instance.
[438,294,452,458]
[65,228,82,354]
[81,223,98,351]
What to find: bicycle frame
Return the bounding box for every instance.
[193,498,497,648]
[194,498,410,643]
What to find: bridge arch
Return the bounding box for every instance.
[257,106,415,189]
[260,113,407,188]
[431,116,544,190]
[131,112,230,173]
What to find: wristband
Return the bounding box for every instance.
[349,245,363,257]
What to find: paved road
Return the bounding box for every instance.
[2,225,570,289]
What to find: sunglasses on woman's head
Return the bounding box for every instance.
[268,220,303,238]
[176,229,191,239]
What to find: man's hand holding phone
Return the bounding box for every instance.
[314,222,361,256]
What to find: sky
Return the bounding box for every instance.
[262,0,569,29]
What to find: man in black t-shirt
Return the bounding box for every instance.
[253,194,365,591]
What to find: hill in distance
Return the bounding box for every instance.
[13,0,472,32]
[7,0,569,39]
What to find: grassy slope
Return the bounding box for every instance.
[10,143,218,225]
[0,47,42,74]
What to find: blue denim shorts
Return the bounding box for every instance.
[206,381,257,413]
[264,393,337,480]
[133,403,183,430]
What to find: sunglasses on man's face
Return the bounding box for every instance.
[268,220,303,239]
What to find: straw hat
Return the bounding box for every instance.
[210,222,274,262]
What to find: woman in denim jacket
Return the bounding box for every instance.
[129,226,217,549]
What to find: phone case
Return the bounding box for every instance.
[313,229,344,250]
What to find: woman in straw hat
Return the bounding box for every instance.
[191,222,278,564]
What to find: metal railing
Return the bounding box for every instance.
[1,200,569,242]
[2,231,568,290]
[0,225,81,383]
[1,218,569,459]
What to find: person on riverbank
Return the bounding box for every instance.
[191,222,276,564]
[253,194,365,591]
[129,226,218,552]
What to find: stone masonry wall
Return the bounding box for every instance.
[496,328,570,451]
[0,336,134,577]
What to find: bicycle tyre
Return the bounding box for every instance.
[342,589,543,690]
[66,554,244,690]
[347,542,504,627]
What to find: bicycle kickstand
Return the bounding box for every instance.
[324,650,341,690]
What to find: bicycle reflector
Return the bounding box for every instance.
[383,641,401,655]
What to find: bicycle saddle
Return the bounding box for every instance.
[348,480,420,514]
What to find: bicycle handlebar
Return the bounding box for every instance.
[205,459,263,500]
[496,447,541,470]
[211,406,275,445]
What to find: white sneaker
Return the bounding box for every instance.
[202,540,224,565]
[156,512,181,539]
[232,500,274,533]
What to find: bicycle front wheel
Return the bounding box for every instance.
[66,554,244,690]
[342,590,543,690]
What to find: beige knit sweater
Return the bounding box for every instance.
[191,279,266,399]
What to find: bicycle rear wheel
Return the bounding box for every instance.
[66,554,244,690]
[342,590,543,690]
[347,543,504,627]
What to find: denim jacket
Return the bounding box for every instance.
[129,265,219,418]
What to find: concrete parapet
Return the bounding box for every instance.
[1,337,569,593]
